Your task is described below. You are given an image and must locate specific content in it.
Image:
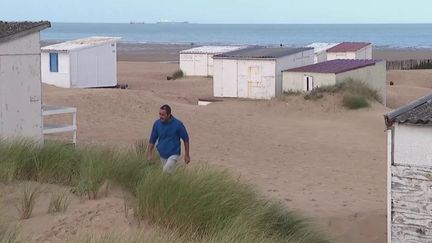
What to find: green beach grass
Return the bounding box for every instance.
[0,140,331,243]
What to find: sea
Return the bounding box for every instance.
[41,23,432,49]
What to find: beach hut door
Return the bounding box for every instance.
[304,76,314,91]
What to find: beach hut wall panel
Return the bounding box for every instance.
[282,59,386,105]
[326,42,372,61]
[213,47,314,99]
[306,43,339,63]
[384,95,432,242]
[0,22,50,142]
[41,37,120,88]
[180,46,247,76]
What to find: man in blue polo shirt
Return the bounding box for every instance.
[147,104,190,173]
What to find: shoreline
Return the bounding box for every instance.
[40,41,432,62]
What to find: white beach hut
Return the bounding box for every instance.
[282,59,386,105]
[306,42,339,63]
[326,42,372,61]
[180,45,247,76]
[0,21,51,142]
[384,94,432,242]
[41,36,121,88]
[212,46,314,99]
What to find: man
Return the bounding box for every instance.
[147,105,190,173]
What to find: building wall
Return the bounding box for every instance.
[336,61,386,105]
[389,124,432,242]
[0,32,43,141]
[393,123,432,167]
[237,59,276,99]
[213,58,238,97]
[282,72,336,92]
[315,51,328,63]
[71,42,117,88]
[275,49,314,96]
[327,51,356,60]
[41,52,71,88]
[180,53,210,76]
[327,45,373,61]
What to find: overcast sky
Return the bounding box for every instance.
[1,0,431,24]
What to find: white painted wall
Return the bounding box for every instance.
[315,51,328,63]
[41,52,71,88]
[327,45,373,61]
[180,53,212,76]
[393,123,432,167]
[0,32,43,141]
[42,42,117,88]
[336,61,386,105]
[213,49,314,99]
[282,72,336,92]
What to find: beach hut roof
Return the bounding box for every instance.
[327,42,371,53]
[284,59,379,74]
[0,21,50,44]
[385,94,432,127]
[214,46,313,60]
[41,36,121,52]
[180,45,247,54]
[306,42,339,53]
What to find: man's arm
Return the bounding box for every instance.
[184,141,190,164]
[179,122,190,164]
[147,122,158,161]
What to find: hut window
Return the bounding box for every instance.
[49,53,59,72]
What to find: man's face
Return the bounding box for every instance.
[159,109,169,122]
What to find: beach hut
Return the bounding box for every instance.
[180,46,247,76]
[0,21,51,142]
[384,94,432,242]
[326,42,372,60]
[212,46,314,99]
[282,59,386,104]
[306,42,339,63]
[41,36,121,88]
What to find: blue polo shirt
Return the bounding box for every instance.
[149,116,189,159]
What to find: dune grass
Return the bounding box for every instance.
[0,140,331,243]
[0,221,18,243]
[284,78,381,108]
[48,192,70,214]
[16,185,40,220]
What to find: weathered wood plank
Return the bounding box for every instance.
[392,177,432,203]
[392,165,432,181]
[393,211,432,230]
[393,200,432,216]
[392,223,432,242]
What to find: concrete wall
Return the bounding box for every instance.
[41,52,71,88]
[0,32,43,141]
[180,53,211,76]
[336,61,386,105]
[393,123,432,167]
[71,42,117,88]
[282,72,336,92]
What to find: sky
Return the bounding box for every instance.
[0,0,431,24]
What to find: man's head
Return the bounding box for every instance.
[159,104,172,122]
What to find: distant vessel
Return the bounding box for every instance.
[156,20,189,24]
[129,21,145,24]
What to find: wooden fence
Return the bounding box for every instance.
[387,59,432,70]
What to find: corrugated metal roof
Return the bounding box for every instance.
[283,59,379,74]
[41,36,121,52]
[0,21,50,44]
[327,42,371,53]
[213,46,313,59]
[306,42,339,54]
[385,94,432,127]
[180,45,247,54]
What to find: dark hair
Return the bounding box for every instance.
[160,104,172,115]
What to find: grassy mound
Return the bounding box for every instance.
[284,79,381,109]
[0,140,331,243]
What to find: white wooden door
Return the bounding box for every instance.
[304,76,314,91]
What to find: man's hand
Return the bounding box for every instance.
[184,154,191,164]
[147,153,153,162]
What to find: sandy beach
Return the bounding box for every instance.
[3,45,431,242]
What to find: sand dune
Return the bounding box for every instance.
[5,58,429,243]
